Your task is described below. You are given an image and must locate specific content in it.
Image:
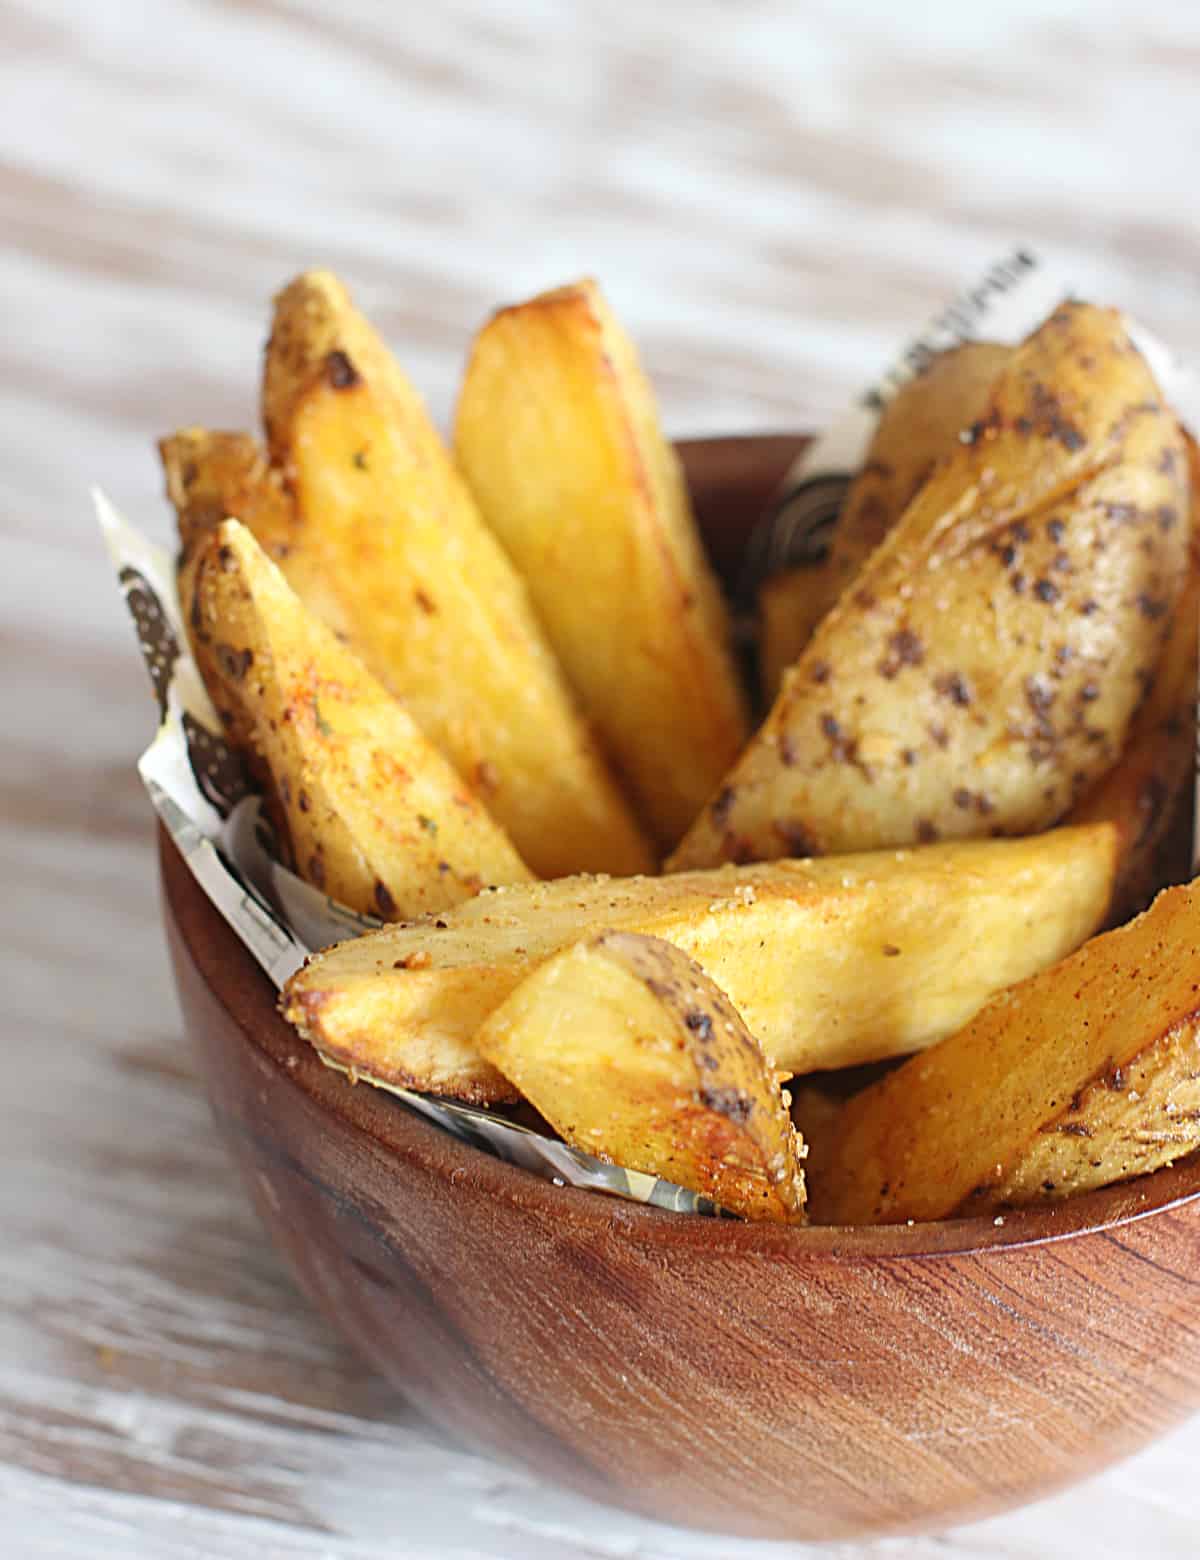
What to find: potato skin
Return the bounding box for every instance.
[185,520,532,934]
[810,881,1200,1226]
[759,343,1012,699]
[455,279,749,852]
[672,303,1189,869]
[259,271,655,880]
[476,931,807,1223]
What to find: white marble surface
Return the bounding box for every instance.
[6,0,1200,1553]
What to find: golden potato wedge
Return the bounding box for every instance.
[758,567,816,708]
[161,428,349,634]
[810,880,1200,1225]
[161,429,291,559]
[670,303,1189,870]
[758,343,1012,699]
[282,823,1117,1101]
[825,342,1015,610]
[1068,558,1198,919]
[260,270,654,880]
[184,520,532,928]
[476,931,807,1223]
[454,278,750,850]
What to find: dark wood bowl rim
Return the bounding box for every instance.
[162,432,1200,1264]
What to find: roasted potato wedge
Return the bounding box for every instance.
[476,931,807,1223]
[758,567,816,709]
[258,271,654,880]
[184,520,532,924]
[454,278,750,850]
[758,342,1012,699]
[809,880,1200,1225]
[1068,557,1198,919]
[282,823,1118,1101]
[161,428,350,638]
[671,303,1189,870]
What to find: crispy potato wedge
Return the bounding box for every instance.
[476,931,807,1223]
[259,271,654,880]
[282,823,1118,1101]
[758,343,1012,700]
[161,428,350,635]
[758,567,816,708]
[454,278,750,850]
[184,520,532,925]
[671,303,1189,870]
[810,880,1200,1225]
[1068,558,1198,919]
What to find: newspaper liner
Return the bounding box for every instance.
[102,250,1200,1221]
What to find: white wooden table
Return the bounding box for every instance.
[6,2,1200,1553]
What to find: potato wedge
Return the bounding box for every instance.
[810,880,1200,1225]
[758,567,816,708]
[161,428,350,634]
[454,278,750,850]
[758,343,1012,699]
[476,931,807,1223]
[671,303,1189,869]
[184,520,532,928]
[259,271,654,880]
[1068,557,1198,919]
[282,823,1118,1101]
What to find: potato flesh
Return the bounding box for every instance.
[671,303,1189,870]
[454,279,749,850]
[476,931,807,1223]
[811,881,1200,1225]
[758,343,1012,700]
[282,824,1117,1101]
[261,271,654,880]
[186,520,532,929]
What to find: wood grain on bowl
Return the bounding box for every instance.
[160,438,1200,1542]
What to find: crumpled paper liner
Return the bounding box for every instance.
[104,248,1200,1220]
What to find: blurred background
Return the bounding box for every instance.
[5,3,1200,1555]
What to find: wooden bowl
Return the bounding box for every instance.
[160,436,1200,1542]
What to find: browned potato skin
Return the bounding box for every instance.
[810,881,1200,1225]
[454,279,750,851]
[259,271,655,880]
[758,343,1012,700]
[476,931,807,1223]
[671,303,1189,870]
[282,823,1118,1103]
[186,520,532,938]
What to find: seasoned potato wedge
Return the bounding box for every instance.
[282,823,1118,1101]
[259,271,653,880]
[825,343,1014,613]
[1068,558,1198,919]
[758,567,816,708]
[476,931,807,1223]
[758,343,1011,699]
[671,303,1189,869]
[454,278,749,850]
[810,880,1200,1225]
[161,429,292,560]
[161,428,351,628]
[184,520,532,925]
